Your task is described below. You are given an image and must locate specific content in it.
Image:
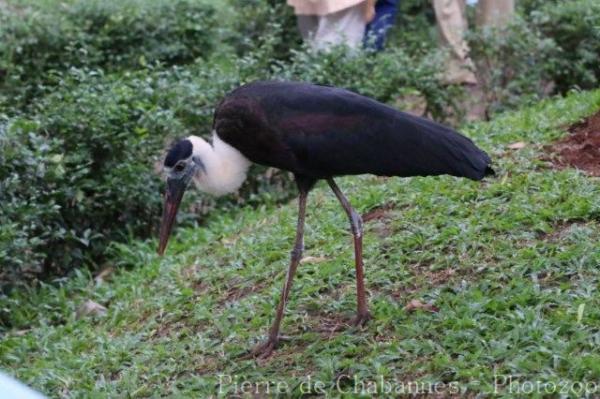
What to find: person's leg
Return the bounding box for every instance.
[432,0,477,84]
[365,0,399,51]
[314,2,367,51]
[476,0,514,29]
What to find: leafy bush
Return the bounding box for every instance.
[226,0,301,61]
[529,0,600,92]
[1,71,174,289]
[466,17,558,116]
[0,0,217,105]
[517,0,558,15]
[389,0,437,55]
[465,0,600,115]
[271,46,461,121]
[0,118,66,285]
[0,65,300,290]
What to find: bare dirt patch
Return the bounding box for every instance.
[537,220,592,243]
[419,266,458,287]
[362,203,396,223]
[362,203,398,238]
[545,110,600,176]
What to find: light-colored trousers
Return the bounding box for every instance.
[297,2,366,51]
[432,0,515,84]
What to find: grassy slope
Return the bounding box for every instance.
[1,90,600,397]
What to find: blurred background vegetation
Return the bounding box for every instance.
[0,0,598,291]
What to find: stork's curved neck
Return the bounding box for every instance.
[188,133,251,196]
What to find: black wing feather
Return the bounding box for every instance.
[214,81,493,181]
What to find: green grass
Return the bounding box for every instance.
[2,90,600,397]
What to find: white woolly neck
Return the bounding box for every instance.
[187,132,251,196]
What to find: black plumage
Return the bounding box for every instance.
[214,80,493,188]
[164,139,192,168]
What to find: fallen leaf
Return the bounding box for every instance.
[403,299,439,313]
[300,256,329,264]
[76,300,107,319]
[508,141,526,150]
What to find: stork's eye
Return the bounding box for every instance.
[174,162,186,172]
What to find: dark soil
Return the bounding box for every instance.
[361,202,396,223]
[546,110,600,176]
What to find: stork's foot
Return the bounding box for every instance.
[243,337,279,360]
[351,311,372,327]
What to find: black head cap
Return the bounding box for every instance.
[164,139,193,168]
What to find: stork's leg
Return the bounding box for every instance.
[327,178,371,326]
[248,189,308,359]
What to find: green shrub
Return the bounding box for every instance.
[0,118,66,284]
[517,0,558,15]
[465,0,599,115]
[389,0,437,55]
[0,0,217,105]
[271,46,461,122]
[529,0,600,92]
[1,71,174,289]
[226,0,301,61]
[0,65,298,290]
[466,17,558,116]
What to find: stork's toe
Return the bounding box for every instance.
[351,311,372,327]
[240,338,279,360]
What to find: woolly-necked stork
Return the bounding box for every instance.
[158,80,493,358]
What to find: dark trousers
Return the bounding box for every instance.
[365,0,400,51]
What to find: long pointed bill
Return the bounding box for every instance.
[158,179,187,256]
